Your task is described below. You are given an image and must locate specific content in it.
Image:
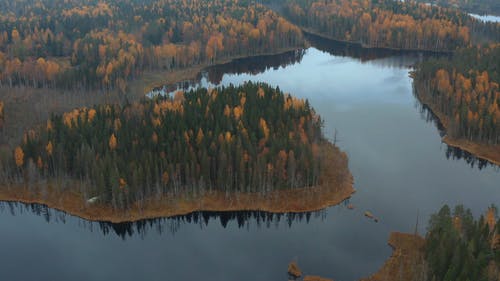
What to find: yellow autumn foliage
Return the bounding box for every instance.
[119,178,127,188]
[14,146,24,167]
[37,156,43,169]
[46,141,53,156]
[196,128,204,145]
[109,133,117,150]
[162,171,169,184]
[87,109,97,122]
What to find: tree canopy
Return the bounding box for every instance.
[10,82,327,209]
[426,204,500,281]
[0,0,303,90]
[268,0,500,51]
[413,44,500,144]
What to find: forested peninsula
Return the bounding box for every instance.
[0,0,497,221]
[363,205,500,281]
[295,205,500,281]
[413,44,500,165]
[0,83,354,222]
[270,0,500,52]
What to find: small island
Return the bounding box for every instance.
[413,44,500,165]
[0,82,354,222]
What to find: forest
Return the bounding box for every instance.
[426,205,500,281]
[413,44,500,145]
[416,0,500,17]
[1,82,329,210]
[0,0,303,90]
[270,0,500,51]
[1,0,499,94]
[2,0,499,93]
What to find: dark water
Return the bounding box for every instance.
[1,38,499,281]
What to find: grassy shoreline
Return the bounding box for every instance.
[360,232,426,281]
[0,143,354,223]
[417,93,500,166]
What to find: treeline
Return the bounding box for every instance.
[271,0,499,51]
[1,201,325,238]
[413,44,500,144]
[417,0,500,17]
[0,0,303,90]
[3,82,326,209]
[426,204,500,281]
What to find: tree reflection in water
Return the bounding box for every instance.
[417,103,496,170]
[0,201,329,240]
[303,32,449,68]
[155,48,306,95]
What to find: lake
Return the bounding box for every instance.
[1,36,499,281]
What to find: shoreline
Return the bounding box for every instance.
[301,28,454,54]
[360,232,426,281]
[0,143,355,223]
[0,46,304,147]
[417,93,500,166]
[288,232,426,281]
[128,46,304,96]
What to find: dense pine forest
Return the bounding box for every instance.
[416,0,500,17]
[270,0,500,51]
[0,0,303,90]
[1,83,329,209]
[426,205,500,281]
[413,44,500,145]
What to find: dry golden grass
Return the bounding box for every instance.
[443,136,500,166]
[288,261,302,278]
[360,232,426,281]
[303,276,333,281]
[0,143,354,223]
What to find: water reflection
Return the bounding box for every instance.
[0,201,329,239]
[154,49,306,94]
[1,38,500,281]
[150,35,448,97]
[303,32,449,68]
[204,49,306,85]
[150,36,486,169]
[165,42,448,98]
[416,103,496,169]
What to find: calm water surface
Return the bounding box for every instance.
[1,39,499,281]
